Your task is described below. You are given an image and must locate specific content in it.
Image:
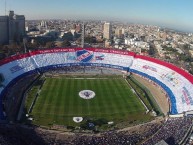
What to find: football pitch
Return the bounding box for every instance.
[29,76,151,127]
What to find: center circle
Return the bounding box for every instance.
[79,90,95,99]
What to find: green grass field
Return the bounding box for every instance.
[28,76,152,127]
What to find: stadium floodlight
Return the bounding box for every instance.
[81,22,85,48]
[23,37,27,53]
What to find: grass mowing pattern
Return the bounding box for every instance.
[25,86,39,112]
[30,77,148,127]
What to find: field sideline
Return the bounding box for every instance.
[29,76,152,127]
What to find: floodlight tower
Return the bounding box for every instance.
[81,22,85,48]
[23,37,27,53]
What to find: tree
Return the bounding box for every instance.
[179,53,193,62]
[183,44,190,49]
[148,42,157,56]
[27,40,40,50]
[62,32,73,41]
[45,41,55,48]
[85,36,97,44]
[129,33,134,38]
[148,46,156,55]
[61,40,71,47]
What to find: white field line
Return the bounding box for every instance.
[73,78,108,79]
[124,79,149,113]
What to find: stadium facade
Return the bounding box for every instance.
[0,48,193,120]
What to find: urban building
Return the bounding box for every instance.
[103,22,112,40]
[115,28,122,38]
[0,11,25,44]
[75,24,81,33]
[40,20,47,28]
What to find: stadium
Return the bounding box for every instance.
[0,47,193,144]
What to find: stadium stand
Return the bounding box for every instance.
[0,117,191,145]
[142,117,193,145]
[0,48,193,121]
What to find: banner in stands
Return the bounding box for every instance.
[0,48,193,119]
[130,58,193,114]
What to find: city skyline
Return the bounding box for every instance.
[0,0,193,32]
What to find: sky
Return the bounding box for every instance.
[0,0,193,32]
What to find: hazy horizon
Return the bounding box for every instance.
[0,0,193,33]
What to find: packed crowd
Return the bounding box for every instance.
[0,124,49,145]
[47,117,192,145]
[142,117,192,145]
[0,117,192,145]
[3,73,39,121]
[72,128,158,145]
[43,66,85,74]
[44,66,122,75]
[0,121,161,145]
